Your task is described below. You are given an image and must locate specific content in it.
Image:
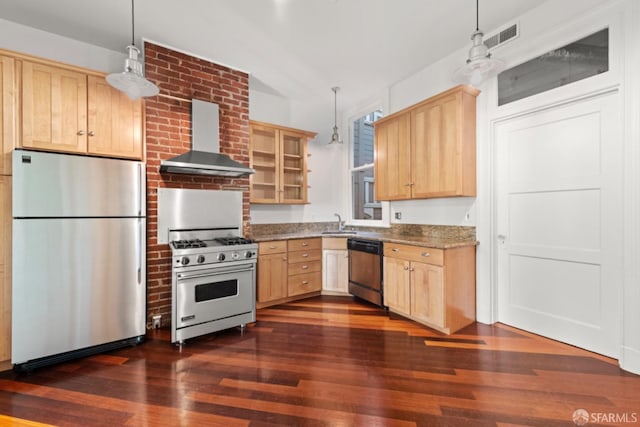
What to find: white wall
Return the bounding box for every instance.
[0,18,124,72]
[249,88,290,125]
[382,0,639,373]
[249,97,348,224]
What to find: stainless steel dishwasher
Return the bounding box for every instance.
[347,238,384,307]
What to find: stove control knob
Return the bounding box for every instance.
[231,252,240,260]
[217,253,226,262]
[197,255,205,264]
[181,256,190,266]
[244,251,254,259]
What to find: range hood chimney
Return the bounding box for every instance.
[160,99,255,177]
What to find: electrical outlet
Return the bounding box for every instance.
[152,315,162,329]
[394,211,402,220]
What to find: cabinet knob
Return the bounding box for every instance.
[302,253,309,258]
[77,130,85,136]
[409,267,415,272]
[302,242,309,246]
[392,248,400,252]
[269,245,276,249]
[302,265,309,270]
[283,257,287,261]
[404,266,409,270]
[302,280,309,285]
[421,252,430,257]
[88,130,95,137]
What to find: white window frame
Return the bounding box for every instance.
[346,96,390,228]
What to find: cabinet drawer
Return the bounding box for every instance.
[322,237,347,250]
[383,243,443,266]
[288,249,322,264]
[288,238,321,252]
[288,272,322,296]
[288,260,321,276]
[259,240,287,255]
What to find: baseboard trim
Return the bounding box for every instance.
[620,345,640,375]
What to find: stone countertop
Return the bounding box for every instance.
[250,231,477,249]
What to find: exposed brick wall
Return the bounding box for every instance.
[143,42,250,327]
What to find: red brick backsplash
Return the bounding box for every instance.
[143,42,251,327]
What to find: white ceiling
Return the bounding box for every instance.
[0,0,541,111]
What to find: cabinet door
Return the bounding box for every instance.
[411,93,460,197]
[250,123,280,203]
[87,76,143,159]
[374,112,411,200]
[22,61,87,153]
[383,256,410,316]
[410,262,445,328]
[0,177,11,363]
[257,252,288,303]
[279,130,308,204]
[322,249,349,293]
[1,55,16,175]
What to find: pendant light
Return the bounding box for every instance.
[329,87,343,144]
[106,0,159,100]
[452,0,504,87]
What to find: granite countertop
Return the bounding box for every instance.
[250,230,477,249]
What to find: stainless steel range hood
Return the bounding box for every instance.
[160,99,254,177]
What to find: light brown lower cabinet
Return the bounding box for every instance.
[322,238,349,294]
[257,238,322,308]
[383,243,476,334]
[0,176,11,369]
[257,241,288,304]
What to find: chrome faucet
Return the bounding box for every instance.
[334,213,343,231]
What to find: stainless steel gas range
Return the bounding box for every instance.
[169,228,257,345]
[157,188,256,345]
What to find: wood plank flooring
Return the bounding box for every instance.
[0,295,639,426]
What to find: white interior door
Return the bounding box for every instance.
[496,91,622,358]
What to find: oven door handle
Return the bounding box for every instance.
[177,264,255,280]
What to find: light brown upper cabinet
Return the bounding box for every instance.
[0,55,16,175]
[249,121,316,204]
[374,111,411,200]
[86,76,143,159]
[21,61,88,154]
[374,85,479,200]
[20,59,143,160]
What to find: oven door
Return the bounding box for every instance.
[175,262,255,328]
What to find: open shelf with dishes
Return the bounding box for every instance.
[249,121,316,204]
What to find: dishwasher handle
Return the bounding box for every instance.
[347,238,382,255]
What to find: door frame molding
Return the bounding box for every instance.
[476,0,640,373]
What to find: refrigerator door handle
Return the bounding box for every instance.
[137,218,143,285]
[137,163,143,217]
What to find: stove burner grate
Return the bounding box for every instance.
[171,239,207,249]
[215,237,255,246]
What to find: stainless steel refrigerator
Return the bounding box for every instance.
[12,149,146,370]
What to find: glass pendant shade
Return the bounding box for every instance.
[452,1,505,86]
[329,125,342,145]
[106,0,159,100]
[329,87,343,144]
[106,45,159,100]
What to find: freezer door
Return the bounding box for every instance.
[12,218,146,364]
[12,150,145,218]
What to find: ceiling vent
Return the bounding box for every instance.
[485,22,519,51]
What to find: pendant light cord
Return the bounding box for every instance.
[131,0,135,46]
[475,0,479,31]
[334,88,337,127]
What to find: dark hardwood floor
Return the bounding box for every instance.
[0,296,639,426]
